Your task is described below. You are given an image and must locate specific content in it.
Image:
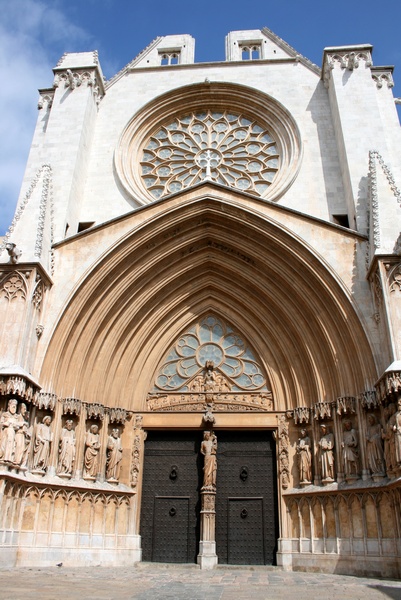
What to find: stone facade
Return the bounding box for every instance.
[0,27,401,576]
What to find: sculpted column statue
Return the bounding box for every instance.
[0,399,22,465]
[106,428,123,483]
[57,420,76,478]
[366,414,385,479]
[32,416,53,473]
[197,430,218,569]
[393,397,401,473]
[296,428,312,486]
[387,403,397,476]
[318,424,335,483]
[83,424,101,480]
[342,420,359,479]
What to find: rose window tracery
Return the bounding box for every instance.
[141,110,279,199]
[153,315,268,392]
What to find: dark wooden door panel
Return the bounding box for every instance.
[152,497,189,563]
[228,498,264,564]
[216,431,278,565]
[141,431,202,563]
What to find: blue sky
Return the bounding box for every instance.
[1,0,400,234]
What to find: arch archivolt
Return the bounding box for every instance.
[40,195,376,411]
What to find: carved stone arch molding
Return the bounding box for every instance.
[40,194,376,410]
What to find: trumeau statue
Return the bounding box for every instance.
[57,420,76,478]
[296,428,312,485]
[342,420,359,478]
[83,424,101,480]
[366,413,385,477]
[106,428,123,483]
[200,430,217,489]
[318,423,335,482]
[32,416,53,473]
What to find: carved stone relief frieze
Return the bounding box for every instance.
[130,415,145,490]
[275,414,290,489]
[322,50,372,88]
[0,271,28,302]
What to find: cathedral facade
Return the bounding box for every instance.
[1,28,401,577]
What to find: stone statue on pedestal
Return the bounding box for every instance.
[106,428,123,483]
[318,424,335,482]
[296,428,312,485]
[57,420,76,477]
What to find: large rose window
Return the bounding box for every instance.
[140,110,279,200]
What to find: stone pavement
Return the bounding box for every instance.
[0,563,401,600]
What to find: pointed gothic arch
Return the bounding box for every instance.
[39,190,376,410]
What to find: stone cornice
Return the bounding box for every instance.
[322,44,373,88]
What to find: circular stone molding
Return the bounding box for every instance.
[115,82,302,205]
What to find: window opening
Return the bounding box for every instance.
[77,221,95,233]
[159,51,181,66]
[332,214,350,228]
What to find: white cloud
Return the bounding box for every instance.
[0,0,93,234]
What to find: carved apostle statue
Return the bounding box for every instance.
[32,416,53,473]
[13,403,31,468]
[0,399,22,464]
[106,428,123,482]
[83,424,101,480]
[342,420,359,477]
[296,428,312,485]
[318,424,335,482]
[393,396,401,469]
[366,413,385,476]
[200,430,217,489]
[57,420,76,477]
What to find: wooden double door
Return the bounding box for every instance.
[140,430,278,564]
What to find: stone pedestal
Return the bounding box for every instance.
[197,487,218,569]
